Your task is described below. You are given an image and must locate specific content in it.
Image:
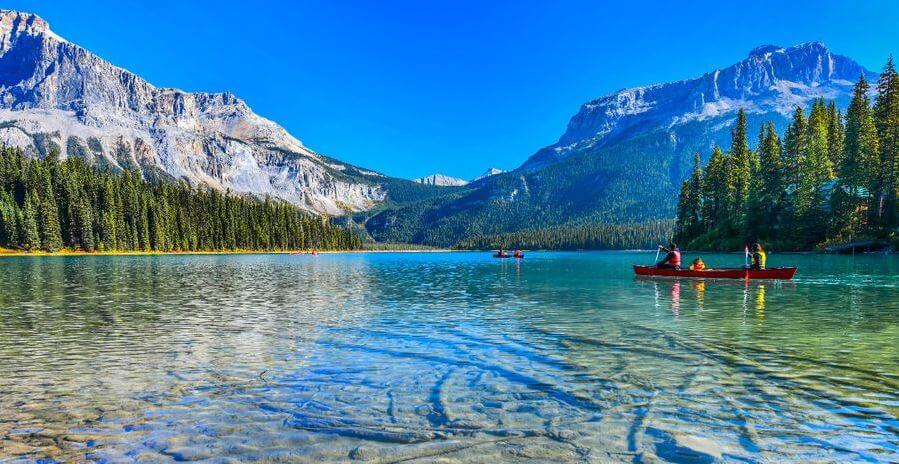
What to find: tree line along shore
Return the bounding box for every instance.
[9,52,899,257]
[0,146,362,253]
[674,58,899,252]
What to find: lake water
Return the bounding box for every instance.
[0,252,897,463]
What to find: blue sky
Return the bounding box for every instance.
[7,1,899,179]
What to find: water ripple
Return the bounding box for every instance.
[0,252,896,462]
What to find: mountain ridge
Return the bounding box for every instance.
[365,42,877,246]
[413,173,468,187]
[471,167,506,182]
[521,41,874,171]
[0,10,411,215]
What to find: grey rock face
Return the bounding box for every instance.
[0,10,385,215]
[523,42,875,170]
[413,173,468,186]
[471,167,505,182]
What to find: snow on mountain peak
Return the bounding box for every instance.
[0,10,385,215]
[472,167,506,182]
[554,42,871,149]
[748,44,784,58]
[414,174,468,187]
[518,42,875,171]
[0,10,66,43]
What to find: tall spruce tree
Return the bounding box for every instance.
[37,174,63,251]
[21,190,41,250]
[795,107,835,244]
[838,75,880,233]
[827,100,845,168]
[729,109,752,225]
[675,153,703,244]
[0,191,18,246]
[783,106,808,189]
[701,147,729,231]
[686,153,703,238]
[675,180,692,243]
[748,123,785,239]
[873,57,899,227]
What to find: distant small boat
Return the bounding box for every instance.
[493,253,524,259]
[633,265,796,280]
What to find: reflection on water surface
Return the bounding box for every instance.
[0,252,897,462]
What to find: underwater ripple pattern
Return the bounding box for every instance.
[0,252,897,463]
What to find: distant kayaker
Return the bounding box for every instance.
[496,249,508,258]
[513,249,523,258]
[689,257,705,271]
[749,243,766,270]
[656,243,681,270]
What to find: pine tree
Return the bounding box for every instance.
[837,75,880,234]
[748,123,785,239]
[0,191,18,246]
[21,191,41,250]
[72,197,95,251]
[827,100,845,168]
[873,57,899,227]
[675,180,692,242]
[99,176,118,250]
[685,153,703,237]
[783,106,808,188]
[729,109,752,225]
[37,173,63,251]
[701,147,728,230]
[795,106,835,245]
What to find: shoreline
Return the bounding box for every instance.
[1,248,894,257]
[0,248,458,257]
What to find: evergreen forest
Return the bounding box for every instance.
[0,147,361,253]
[674,59,899,251]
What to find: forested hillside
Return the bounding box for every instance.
[0,147,361,252]
[456,221,673,250]
[364,43,873,248]
[674,59,899,250]
[366,138,676,248]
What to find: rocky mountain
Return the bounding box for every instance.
[0,10,416,215]
[366,42,877,246]
[413,174,468,187]
[522,42,873,171]
[471,167,505,182]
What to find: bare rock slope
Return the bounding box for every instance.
[0,10,387,214]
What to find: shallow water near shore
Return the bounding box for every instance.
[0,251,897,463]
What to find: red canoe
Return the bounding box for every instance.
[633,265,797,280]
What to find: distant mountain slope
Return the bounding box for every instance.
[471,167,505,182]
[523,42,872,171]
[0,10,430,215]
[366,42,877,246]
[413,173,468,186]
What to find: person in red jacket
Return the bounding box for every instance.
[657,243,681,270]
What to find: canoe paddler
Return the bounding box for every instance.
[689,257,705,271]
[656,243,681,270]
[749,243,766,270]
